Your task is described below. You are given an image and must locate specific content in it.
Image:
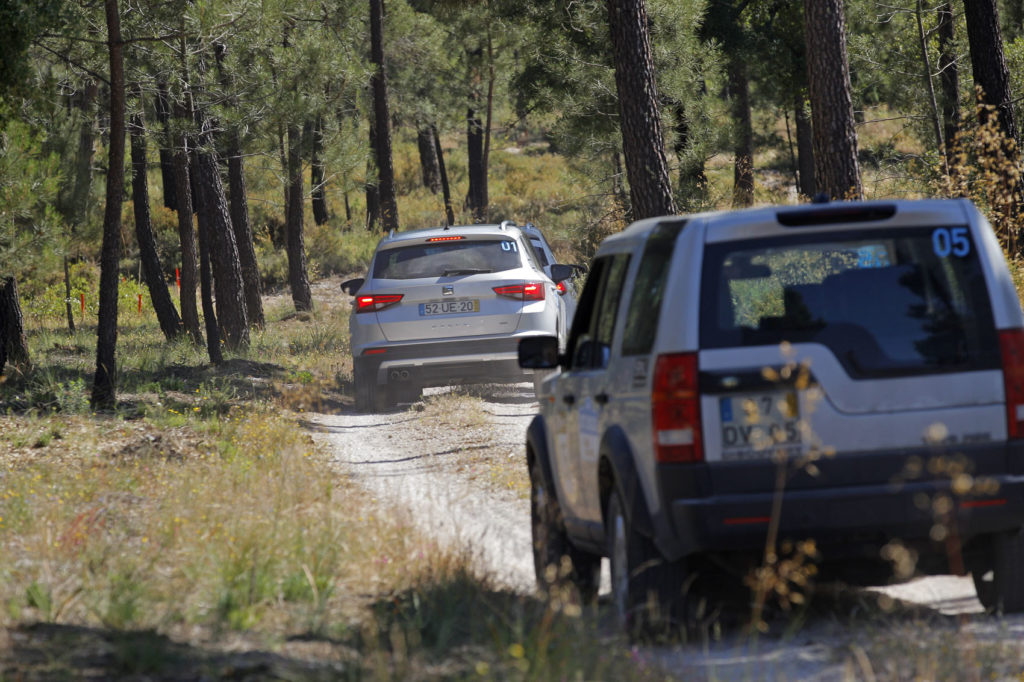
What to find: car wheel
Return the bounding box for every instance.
[607,489,688,636]
[529,459,600,605]
[354,365,394,412]
[973,528,1024,614]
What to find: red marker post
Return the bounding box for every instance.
[176,268,180,290]
[138,294,142,313]
[80,293,85,314]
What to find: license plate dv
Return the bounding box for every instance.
[419,299,480,316]
[719,391,801,461]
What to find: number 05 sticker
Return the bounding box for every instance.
[933,227,971,257]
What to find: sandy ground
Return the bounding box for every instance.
[309,383,1024,680]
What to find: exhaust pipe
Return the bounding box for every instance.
[389,369,412,382]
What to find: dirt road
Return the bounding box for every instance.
[310,384,1024,680]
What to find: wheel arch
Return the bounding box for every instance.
[526,415,556,494]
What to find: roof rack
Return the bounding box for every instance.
[498,220,516,231]
[388,228,395,239]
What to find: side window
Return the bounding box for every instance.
[621,221,686,356]
[569,254,630,370]
[566,257,610,370]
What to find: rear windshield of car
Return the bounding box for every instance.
[373,238,525,279]
[700,227,1000,378]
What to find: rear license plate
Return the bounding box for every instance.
[719,391,801,461]
[419,299,480,316]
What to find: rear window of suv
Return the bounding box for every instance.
[700,227,1000,378]
[373,238,525,279]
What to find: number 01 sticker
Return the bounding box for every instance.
[933,227,971,258]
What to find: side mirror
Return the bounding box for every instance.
[549,263,575,283]
[571,263,588,276]
[340,278,365,295]
[518,336,560,369]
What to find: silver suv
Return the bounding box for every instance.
[519,199,1024,629]
[342,222,575,411]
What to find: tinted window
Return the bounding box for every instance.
[373,239,523,279]
[529,238,551,267]
[700,227,999,377]
[566,257,609,369]
[621,221,686,356]
[569,255,630,370]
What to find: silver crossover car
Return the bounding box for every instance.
[342,221,575,411]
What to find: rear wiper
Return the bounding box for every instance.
[442,268,492,276]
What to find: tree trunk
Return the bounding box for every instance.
[365,120,380,231]
[729,55,754,207]
[57,80,97,230]
[154,83,177,212]
[938,2,960,165]
[606,0,677,220]
[225,129,264,329]
[803,0,862,200]
[195,180,223,365]
[370,0,399,233]
[963,0,1018,145]
[311,115,330,225]
[795,94,816,197]
[433,124,455,226]
[417,126,442,194]
[92,0,125,408]
[193,119,249,349]
[63,257,75,334]
[129,110,182,341]
[916,0,946,167]
[466,105,487,221]
[171,117,202,345]
[287,124,313,311]
[0,276,31,375]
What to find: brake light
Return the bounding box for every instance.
[493,283,546,301]
[652,353,703,462]
[427,235,464,242]
[1000,329,1024,439]
[355,293,404,313]
[556,281,567,295]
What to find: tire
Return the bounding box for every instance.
[354,365,395,412]
[973,528,1024,614]
[529,459,600,605]
[607,489,688,637]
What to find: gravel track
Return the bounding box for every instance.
[308,384,1024,680]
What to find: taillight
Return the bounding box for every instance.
[1000,329,1024,439]
[493,283,546,301]
[355,293,404,313]
[556,281,567,295]
[652,353,703,462]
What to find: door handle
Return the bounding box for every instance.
[595,393,609,405]
[562,393,576,406]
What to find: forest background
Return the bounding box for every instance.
[1,0,1024,678]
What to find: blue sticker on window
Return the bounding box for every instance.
[720,397,733,424]
[500,240,518,252]
[932,227,970,258]
[857,245,890,269]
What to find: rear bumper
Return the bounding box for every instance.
[658,443,1024,560]
[354,335,540,388]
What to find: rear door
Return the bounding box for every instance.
[370,236,532,342]
[698,226,1005,472]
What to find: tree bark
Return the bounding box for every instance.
[224,129,264,329]
[803,0,862,200]
[63,257,75,334]
[963,0,1018,145]
[129,110,182,341]
[0,276,31,375]
[916,0,946,167]
[195,177,223,365]
[670,100,707,211]
[365,120,380,231]
[193,119,249,349]
[466,104,487,221]
[417,126,442,194]
[154,83,177,212]
[729,55,754,207]
[171,113,203,345]
[938,2,960,165]
[92,0,125,408]
[606,0,677,220]
[286,124,313,311]
[370,0,399,232]
[433,124,455,226]
[795,94,816,197]
[311,115,330,225]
